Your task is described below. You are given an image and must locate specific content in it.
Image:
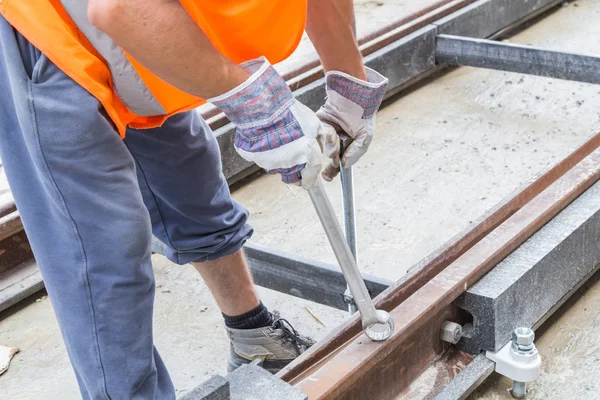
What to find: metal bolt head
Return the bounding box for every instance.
[440,321,463,344]
[512,327,535,352]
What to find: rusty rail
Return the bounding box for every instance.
[278,133,600,399]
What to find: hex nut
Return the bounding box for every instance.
[512,327,535,351]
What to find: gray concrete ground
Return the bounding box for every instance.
[1,1,600,399]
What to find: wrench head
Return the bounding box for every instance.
[362,309,395,342]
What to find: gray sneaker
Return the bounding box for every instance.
[226,313,315,374]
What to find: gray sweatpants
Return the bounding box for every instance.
[0,16,253,399]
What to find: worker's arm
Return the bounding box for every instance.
[305,0,366,80]
[306,0,388,179]
[88,0,249,99]
[88,0,327,188]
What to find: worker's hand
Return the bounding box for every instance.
[316,67,388,181]
[210,57,329,189]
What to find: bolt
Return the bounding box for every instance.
[343,290,358,314]
[510,327,536,398]
[440,321,463,344]
[347,302,358,314]
[512,381,527,398]
[512,327,535,353]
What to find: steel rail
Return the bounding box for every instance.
[280,136,600,399]
[278,132,600,387]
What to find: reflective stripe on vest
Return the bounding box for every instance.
[60,0,166,116]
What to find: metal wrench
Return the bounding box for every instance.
[339,135,359,314]
[307,179,394,341]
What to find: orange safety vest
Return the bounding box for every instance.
[0,0,306,137]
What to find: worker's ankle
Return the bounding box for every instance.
[223,301,273,330]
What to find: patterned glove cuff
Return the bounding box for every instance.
[208,57,294,127]
[325,67,389,118]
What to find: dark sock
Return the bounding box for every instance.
[223,302,273,330]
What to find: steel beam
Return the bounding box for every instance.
[244,243,391,311]
[436,34,600,84]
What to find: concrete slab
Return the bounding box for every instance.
[179,364,307,400]
[179,375,230,400]
[435,354,495,400]
[228,364,307,400]
[456,180,600,354]
[469,269,600,399]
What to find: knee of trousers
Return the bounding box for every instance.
[100,209,154,266]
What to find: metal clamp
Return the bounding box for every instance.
[486,327,541,398]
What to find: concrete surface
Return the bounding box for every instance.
[180,363,307,400]
[435,354,495,400]
[227,364,307,400]
[179,375,229,400]
[2,1,600,399]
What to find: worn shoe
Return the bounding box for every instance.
[226,313,315,374]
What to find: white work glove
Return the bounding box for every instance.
[209,57,330,189]
[316,67,388,181]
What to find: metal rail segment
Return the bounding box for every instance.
[287,137,600,399]
[245,243,391,311]
[278,132,600,385]
[437,34,600,84]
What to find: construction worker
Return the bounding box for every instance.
[0,0,387,398]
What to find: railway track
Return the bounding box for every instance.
[279,133,600,399]
[3,1,600,399]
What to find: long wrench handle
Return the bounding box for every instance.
[308,180,394,341]
[339,135,357,260]
[339,135,358,313]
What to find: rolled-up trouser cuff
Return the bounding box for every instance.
[164,223,254,265]
[125,111,255,267]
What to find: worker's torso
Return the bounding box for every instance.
[0,0,306,136]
